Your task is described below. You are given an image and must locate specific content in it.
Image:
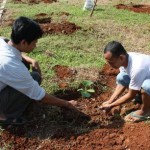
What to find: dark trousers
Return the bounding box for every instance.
[0,71,41,119]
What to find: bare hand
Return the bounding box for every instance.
[31,60,41,76]
[102,101,110,106]
[100,103,113,113]
[66,100,78,110]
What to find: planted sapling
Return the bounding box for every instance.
[77,80,95,98]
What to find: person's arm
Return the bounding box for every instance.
[41,93,77,109]
[102,84,126,105]
[22,53,41,75]
[108,84,126,103]
[101,89,138,111]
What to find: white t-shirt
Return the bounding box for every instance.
[120,52,150,91]
[0,38,45,100]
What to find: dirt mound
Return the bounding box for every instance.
[53,65,76,79]
[33,13,81,34]
[40,21,81,34]
[1,13,81,35]
[115,4,150,14]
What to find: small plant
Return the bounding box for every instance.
[77,80,95,98]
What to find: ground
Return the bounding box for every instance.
[1,64,150,150]
[1,2,150,150]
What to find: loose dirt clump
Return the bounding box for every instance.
[115,4,150,14]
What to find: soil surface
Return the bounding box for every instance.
[1,12,81,35]
[1,64,150,150]
[115,4,150,14]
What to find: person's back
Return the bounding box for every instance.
[127,52,150,73]
[124,52,150,90]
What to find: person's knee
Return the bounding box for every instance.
[31,71,42,85]
[116,72,130,87]
[142,80,150,95]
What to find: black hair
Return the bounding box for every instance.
[11,16,43,44]
[104,41,127,57]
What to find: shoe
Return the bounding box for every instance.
[124,112,150,123]
[0,117,27,125]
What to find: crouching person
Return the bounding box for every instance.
[0,16,77,125]
[101,41,150,123]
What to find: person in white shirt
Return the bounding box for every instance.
[0,16,77,125]
[101,41,150,122]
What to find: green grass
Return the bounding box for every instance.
[1,0,150,92]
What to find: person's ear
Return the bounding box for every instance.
[20,40,27,45]
[119,54,125,61]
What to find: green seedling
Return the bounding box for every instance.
[77,80,95,98]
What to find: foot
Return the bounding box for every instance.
[124,110,150,123]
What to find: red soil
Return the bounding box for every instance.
[115,4,150,14]
[40,21,81,35]
[1,64,150,150]
[2,13,81,35]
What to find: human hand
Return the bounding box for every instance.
[31,60,41,76]
[100,103,113,113]
[66,100,78,110]
[102,100,111,106]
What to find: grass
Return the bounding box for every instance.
[1,0,150,92]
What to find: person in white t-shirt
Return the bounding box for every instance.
[0,16,77,125]
[100,41,150,122]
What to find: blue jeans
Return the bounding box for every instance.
[116,72,150,96]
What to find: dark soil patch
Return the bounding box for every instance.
[54,89,81,100]
[34,13,51,24]
[0,64,150,149]
[33,13,80,34]
[115,4,150,14]
[13,0,57,4]
[1,13,81,35]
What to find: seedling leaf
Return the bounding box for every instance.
[87,89,95,93]
[81,91,91,98]
[82,80,94,87]
[77,88,83,92]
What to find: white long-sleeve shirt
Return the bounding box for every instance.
[0,38,45,100]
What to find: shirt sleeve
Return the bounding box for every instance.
[1,61,45,101]
[129,68,147,91]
